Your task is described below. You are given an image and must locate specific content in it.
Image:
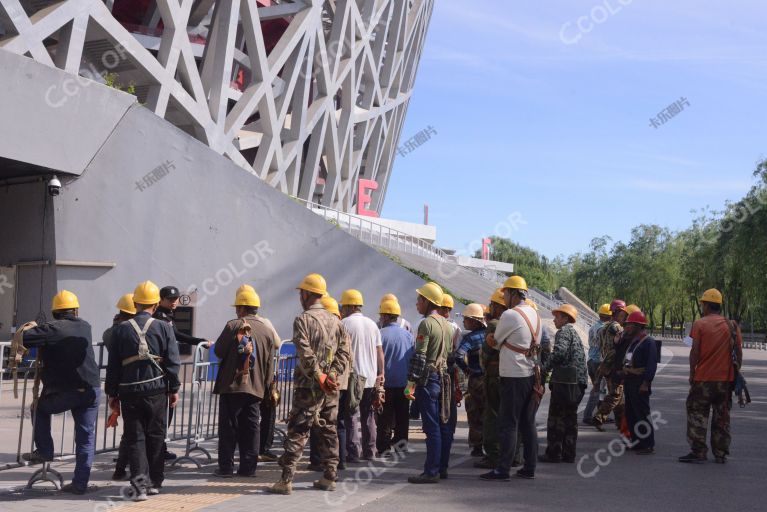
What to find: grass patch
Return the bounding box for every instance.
[376,249,471,306]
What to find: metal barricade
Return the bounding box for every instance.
[1,361,67,489]
[0,343,204,487]
[174,343,218,468]
[174,341,299,466]
[275,342,297,425]
[0,338,300,485]
[0,340,11,404]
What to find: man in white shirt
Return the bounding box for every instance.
[479,275,540,481]
[341,289,384,461]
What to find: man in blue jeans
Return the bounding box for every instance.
[20,290,101,495]
[405,282,454,483]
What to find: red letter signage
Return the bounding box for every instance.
[357,179,379,217]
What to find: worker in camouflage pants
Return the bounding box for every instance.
[454,304,487,457]
[679,289,742,465]
[474,290,506,469]
[281,389,340,477]
[269,274,350,494]
[686,383,731,460]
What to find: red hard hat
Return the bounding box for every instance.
[626,311,648,326]
[610,299,627,313]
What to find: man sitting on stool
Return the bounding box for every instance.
[20,290,101,495]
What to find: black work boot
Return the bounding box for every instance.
[678,452,706,464]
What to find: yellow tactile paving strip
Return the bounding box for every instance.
[113,469,282,511]
[114,481,263,510]
[111,426,428,511]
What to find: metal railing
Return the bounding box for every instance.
[291,197,599,326]
[0,340,300,489]
[293,197,522,290]
[0,341,10,403]
[741,333,767,350]
[292,197,449,262]
[652,330,766,349]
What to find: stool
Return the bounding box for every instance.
[26,461,63,490]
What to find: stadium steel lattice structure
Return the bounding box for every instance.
[0,0,434,213]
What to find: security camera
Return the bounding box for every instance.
[48,175,62,196]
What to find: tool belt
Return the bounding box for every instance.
[502,343,531,355]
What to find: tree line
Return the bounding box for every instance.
[481,159,767,331]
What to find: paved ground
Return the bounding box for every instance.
[0,341,763,511]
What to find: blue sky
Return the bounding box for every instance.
[381,0,767,259]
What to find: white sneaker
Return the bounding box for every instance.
[147,487,161,496]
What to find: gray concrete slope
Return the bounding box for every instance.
[0,52,428,340]
[381,248,599,342]
[0,51,135,176]
[378,249,503,309]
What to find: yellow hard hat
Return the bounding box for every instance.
[598,303,612,316]
[51,290,79,311]
[462,303,486,323]
[233,288,261,307]
[379,299,401,316]
[380,293,398,304]
[625,304,641,316]
[552,303,578,322]
[700,288,723,305]
[416,282,444,306]
[502,275,528,291]
[490,288,506,306]
[297,273,327,295]
[341,289,364,306]
[525,298,539,311]
[237,284,256,294]
[116,293,136,315]
[133,280,161,305]
[441,294,454,309]
[320,296,340,318]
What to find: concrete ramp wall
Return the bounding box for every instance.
[382,249,597,345]
[0,52,429,340]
